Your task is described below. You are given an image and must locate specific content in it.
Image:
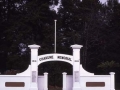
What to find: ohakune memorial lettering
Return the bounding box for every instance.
[39,56,53,61]
[57,56,72,61]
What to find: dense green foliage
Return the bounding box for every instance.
[97,60,120,74]
[0,0,120,86]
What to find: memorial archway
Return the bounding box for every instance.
[28,44,83,90]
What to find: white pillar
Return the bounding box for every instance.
[110,72,115,90]
[71,44,83,90]
[44,72,48,90]
[28,44,40,90]
[62,72,67,90]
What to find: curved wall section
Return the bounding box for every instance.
[38,53,73,65]
[17,65,31,76]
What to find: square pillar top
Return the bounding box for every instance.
[70,44,83,49]
[28,44,40,49]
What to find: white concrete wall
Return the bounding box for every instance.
[80,65,94,76]
[0,75,45,90]
[17,65,31,76]
[65,75,113,90]
[0,75,30,90]
[38,76,44,90]
[66,75,73,90]
[80,75,111,90]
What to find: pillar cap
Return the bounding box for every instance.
[62,72,67,74]
[109,72,115,75]
[70,44,83,49]
[28,44,40,49]
[44,72,48,74]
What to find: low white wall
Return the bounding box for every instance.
[0,75,45,90]
[38,75,44,90]
[0,75,30,90]
[64,74,114,90]
[80,75,111,90]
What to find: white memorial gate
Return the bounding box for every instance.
[0,44,115,90]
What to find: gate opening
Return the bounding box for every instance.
[38,61,72,90]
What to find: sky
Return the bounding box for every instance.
[100,0,107,3]
[54,0,120,13]
[100,0,120,3]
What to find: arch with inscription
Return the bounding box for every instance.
[38,53,73,65]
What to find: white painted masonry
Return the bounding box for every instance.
[0,75,30,90]
[44,72,48,90]
[28,44,40,90]
[0,73,46,90]
[71,45,82,90]
[62,72,67,90]
[0,44,115,90]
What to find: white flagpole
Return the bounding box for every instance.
[54,20,57,53]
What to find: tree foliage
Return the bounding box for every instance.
[0,0,120,84]
[0,0,57,72]
[97,60,120,74]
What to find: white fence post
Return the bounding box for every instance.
[44,72,48,90]
[110,72,115,90]
[62,72,67,90]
